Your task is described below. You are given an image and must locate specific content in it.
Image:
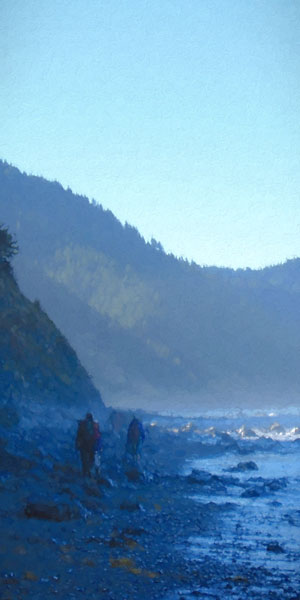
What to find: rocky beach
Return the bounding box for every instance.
[1,408,300,600]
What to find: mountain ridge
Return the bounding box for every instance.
[1,159,300,410]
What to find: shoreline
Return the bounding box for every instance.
[1,418,300,599]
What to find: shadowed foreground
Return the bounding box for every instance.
[1,415,300,600]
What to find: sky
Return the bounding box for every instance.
[1,0,300,269]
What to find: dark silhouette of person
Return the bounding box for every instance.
[76,412,96,476]
[93,420,102,475]
[126,417,145,462]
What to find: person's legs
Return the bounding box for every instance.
[87,449,95,475]
[80,449,91,476]
[94,452,101,476]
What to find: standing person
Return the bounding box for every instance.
[76,412,96,477]
[125,416,145,462]
[93,420,102,476]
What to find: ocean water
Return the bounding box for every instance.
[186,450,300,571]
[153,407,300,597]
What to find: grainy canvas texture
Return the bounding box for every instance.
[1,2,299,598]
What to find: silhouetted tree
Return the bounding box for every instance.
[0,224,18,268]
[150,238,164,252]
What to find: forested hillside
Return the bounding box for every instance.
[0,222,104,424]
[1,160,300,410]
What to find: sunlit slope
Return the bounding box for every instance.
[1,160,300,406]
[0,257,103,409]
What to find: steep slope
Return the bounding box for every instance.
[1,160,300,409]
[0,254,104,419]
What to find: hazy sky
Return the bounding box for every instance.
[1,0,300,269]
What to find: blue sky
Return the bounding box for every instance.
[1,0,300,269]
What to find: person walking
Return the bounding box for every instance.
[76,412,96,477]
[125,416,145,462]
[93,420,102,475]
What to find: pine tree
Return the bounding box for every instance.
[0,224,19,267]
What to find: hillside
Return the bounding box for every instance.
[0,234,104,423]
[1,160,300,411]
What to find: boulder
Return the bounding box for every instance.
[125,467,143,483]
[120,500,141,511]
[267,542,284,553]
[266,478,287,491]
[229,461,258,472]
[187,469,212,484]
[24,501,80,521]
[241,487,261,498]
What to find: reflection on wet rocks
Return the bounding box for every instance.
[182,417,300,599]
[1,409,300,599]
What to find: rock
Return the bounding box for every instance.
[219,474,241,487]
[203,501,235,511]
[0,403,19,429]
[2,572,19,585]
[267,542,284,553]
[186,470,227,493]
[248,477,287,492]
[230,575,249,584]
[241,487,261,498]
[61,483,85,500]
[284,509,300,527]
[81,497,101,512]
[229,461,258,472]
[0,447,32,474]
[24,501,80,521]
[266,479,287,491]
[125,468,143,483]
[187,469,212,484]
[81,557,96,567]
[84,481,102,497]
[23,571,38,581]
[120,500,141,511]
[123,527,147,536]
[97,476,114,488]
